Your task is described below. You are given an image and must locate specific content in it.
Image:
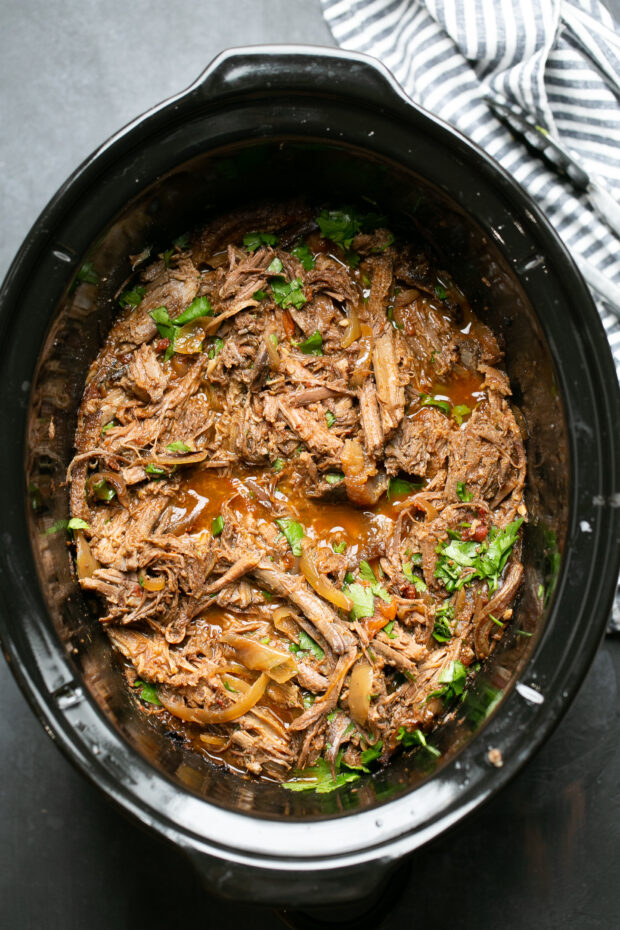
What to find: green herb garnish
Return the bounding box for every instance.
[270,276,307,310]
[456,481,473,502]
[253,289,267,301]
[275,517,305,556]
[243,231,279,252]
[317,208,362,250]
[166,440,191,453]
[175,295,212,325]
[267,257,283,274]
[397,727,440,757]
[344,582,375,620]
[297,330,323,355]
[402,562,427,593]
[211,515,225,536]
[208,337,224,359]
[360,740,383,765]
[292,242,316,270]
[387,477,415,499]
[452,404,471,425]
[420,394,451,416]
[435,519,523,593]
[325,472,344,485]
[432,604,454,642]
[325,410,336,428]
[283,757,360,793]
[119,285,146,308]
[134,680,161,706]
[427,660,467,703]
[383,620,397,639]
[332,541,347,554]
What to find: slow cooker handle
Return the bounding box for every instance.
[186,849,398,909]
[188,44,409,112]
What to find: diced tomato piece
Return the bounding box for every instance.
[155,338,170,353]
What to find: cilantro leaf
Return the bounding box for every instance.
[76,262,99,285]
[397,727,440,757]
[297,330,323,355]
[428,660,468,703]
[211,515,224,537]
[387,477,419,499]
[272,458,285,473]
[175,296,212,325]
[360,740,383,765]
[297,630,325,661]
[452,404,471,426]
[383,620,398,639]
[420,394,451,416]
[275,517,305,556]
[402,562,427,593]
[208,337,224,359]
[345,582,375,620]
[134,680,161,706]
[292,242,316,270]
[119,285,146,308]
[283,757,360,793]
[270,276,307,310]
[325,410,336,428]
[267,257,283,274]
[325,472,344,485]
[243,231,279,252]
[332,540,347,554]
[456,481,473,502]
[432,604,454,642]
[317,208,363,250]
[166,441,191,453]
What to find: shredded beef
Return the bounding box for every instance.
[70,204,526,786]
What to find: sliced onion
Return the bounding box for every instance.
[75,531,99,580]
[173,319,208,354]
[265,334,280,370]
[341,302,361,348]
[139,573,166,592]
[159,672,268,724]
[147,452,207,466]
[411,494,439,522]
[272,607,299,639]
[199,732,230,750]
[348,661,374,727]
[300,546,352,612]
[221,632,297,683]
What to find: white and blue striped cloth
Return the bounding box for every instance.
[321,0,620,628]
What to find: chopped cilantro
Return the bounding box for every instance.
[259,635,270,645]
[134,680,161,706]
[432,604,454,642]
[292,242,316,270]
[253,289,267,301]
[452,404,471,426]
[211,515,224,536]
[435,284,448,300]
[119,285,146,308]
[208,337,224,359]
[397,727,440,757]
[332,540,347,554]
[272,458,285,473]
[275,517,305,556]
[435,519,523,593]
[383,620,397,639]
[91,478,115,502]
[325,410,336,428]
[402,562,427,593]
[303,693,315,708]
[325,472,344,485]
[428,660,468,703]
[166,440,191,453]
[358,561,392,603]
[76,262,99,285]
[270,276,307,310]
[175,295,212,325]
[283,757,360,793]
[360,740,383,765]
[297,330,323,355]
[145,463,167,478]
[101,420,117,434]
[387,477,415,499]
[456,481,473,502]
[223,679,238,693]
[345,582,375,620]
[243,231,279,252]
[267,257,283,274]
[173,233,189,249]
[297,630,325,661]
[317,208,362,250]
[420,394,451,416]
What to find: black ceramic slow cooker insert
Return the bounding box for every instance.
[0,46,619,907]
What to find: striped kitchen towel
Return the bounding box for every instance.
[321,0,620,629]
[321,0,620,372]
